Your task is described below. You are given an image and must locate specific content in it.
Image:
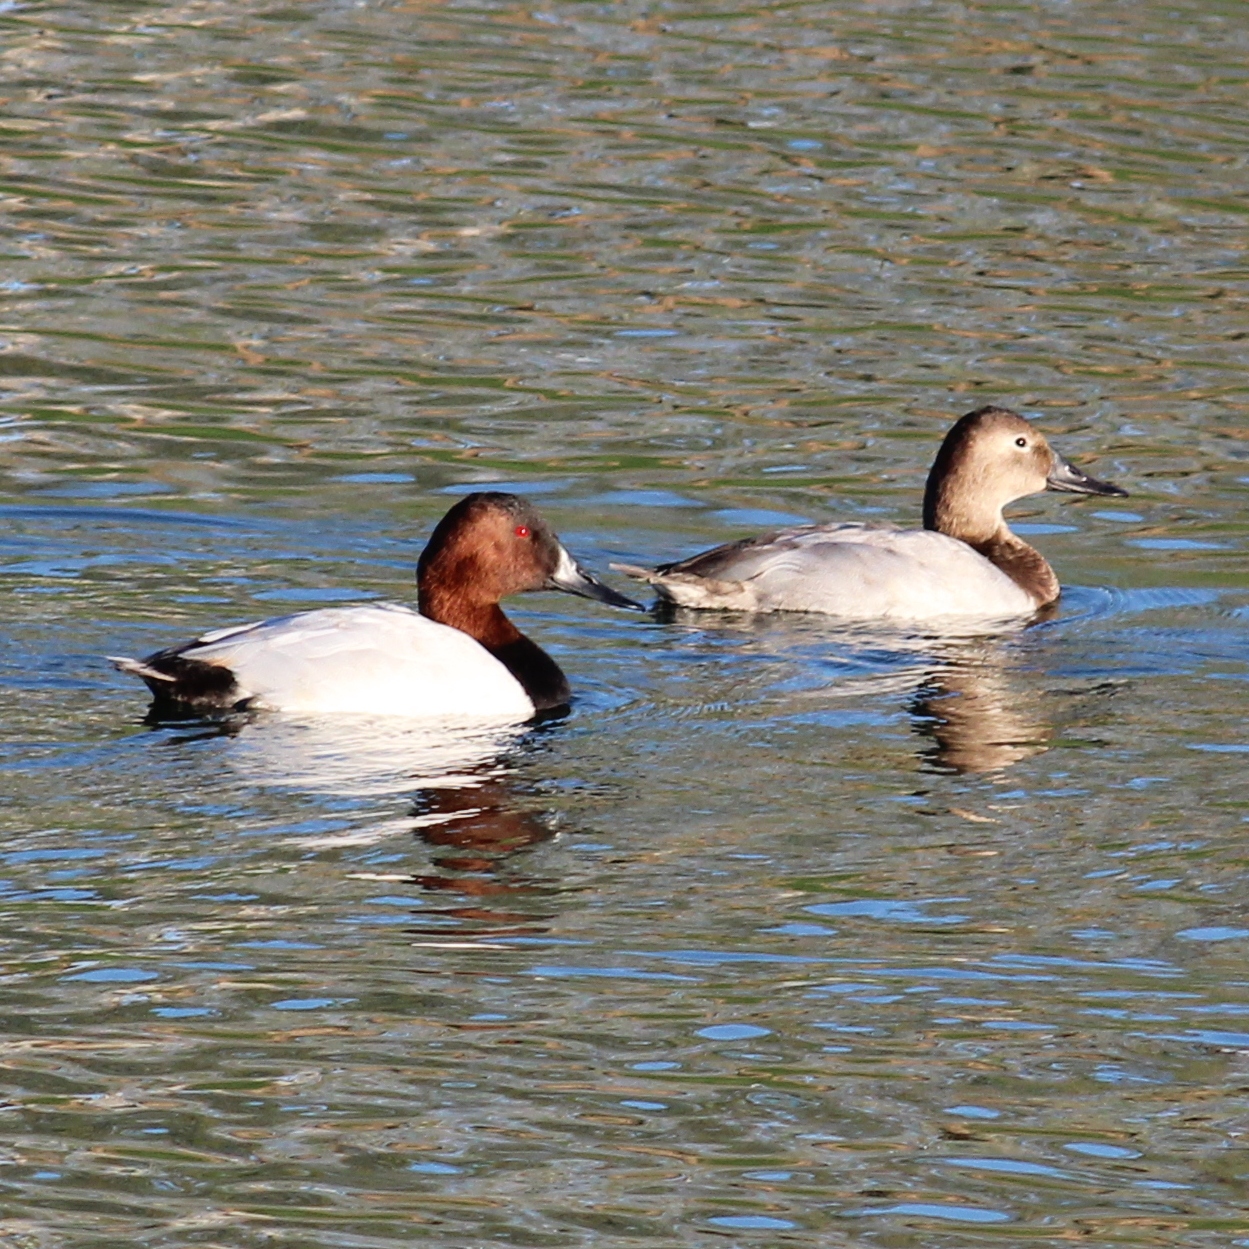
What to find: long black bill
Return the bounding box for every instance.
[547,544,645,610]
[1047,452,1128,498]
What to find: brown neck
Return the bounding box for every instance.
[419,585,572,712]
[420,584,521,648]
[967,527,1060,607]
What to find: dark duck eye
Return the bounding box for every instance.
[1015,437,1027,447]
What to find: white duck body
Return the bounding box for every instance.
[633,523,1036,620]
[147,603,535,719]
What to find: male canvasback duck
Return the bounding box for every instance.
[111,492,640,719]
[614,406,1127,621]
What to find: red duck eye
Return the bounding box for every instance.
[514,525,530,539]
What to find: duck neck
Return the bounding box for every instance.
[418,585,572,712]
[924,481,1059,607]
[967,526,1060,607]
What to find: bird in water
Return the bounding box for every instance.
[111,492,640,720]
[614,406,1127,621]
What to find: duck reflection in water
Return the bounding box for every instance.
[156,711,564,932]
[212,714,559,929]
[652,606,1061,775]
[407,775,561,938]
[176,710,567,933]
[909,652,1051,774]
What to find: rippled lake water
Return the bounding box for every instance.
[2,1,1248,1245]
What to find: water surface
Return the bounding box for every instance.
[1,1,1247,1245]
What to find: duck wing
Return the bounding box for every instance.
[660,523,861,582]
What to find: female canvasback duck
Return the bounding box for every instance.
[614,406,1126,621]
[111,492,640,719]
